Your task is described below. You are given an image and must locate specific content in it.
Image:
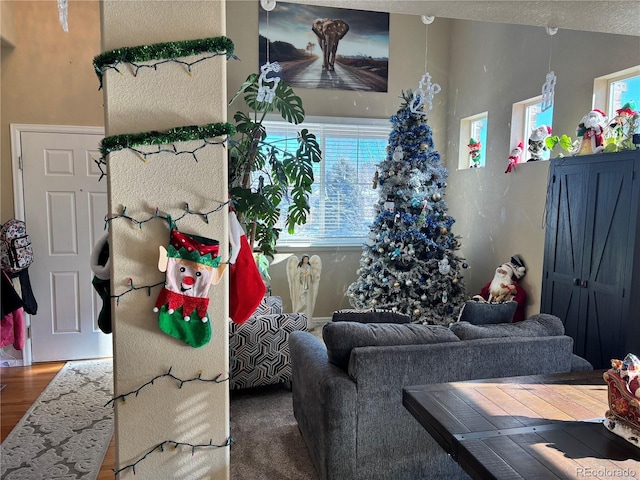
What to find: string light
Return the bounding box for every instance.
[104,201,230,231]
[93,36,236,89]
[113,437,233,477]
[99,122,234,157]
[111,278,164,306]
[95,123,234,180]
[105,366,229,407]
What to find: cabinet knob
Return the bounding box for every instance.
[581,280,588,288]
[573,278,581,286]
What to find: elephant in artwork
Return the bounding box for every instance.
[312,18,350,71]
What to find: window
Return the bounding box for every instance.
[510,96,554,162]
[459,112,488,169]
[523,98,553,161]
[594,66,640,119]
[262,118,390,246]
[607,73,640,118]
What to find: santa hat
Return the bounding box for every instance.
[530,125,552,142]
[505,254,526,280]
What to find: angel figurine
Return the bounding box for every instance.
[286,254,322,322]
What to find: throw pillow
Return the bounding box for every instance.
[457,300,517,325]
[331,308,411,324]
[323,321,460,369]
[449,313,565,341]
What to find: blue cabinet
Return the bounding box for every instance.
[542,150,640,368]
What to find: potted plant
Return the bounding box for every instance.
[228,73,322,259]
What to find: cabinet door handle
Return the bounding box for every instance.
[581,280,588,288]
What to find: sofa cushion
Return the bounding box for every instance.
[450,313,565,340]
[323,321,460,369]
[457,300,517,325]
[332,309,411,324]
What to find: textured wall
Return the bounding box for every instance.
[101,1,229,478]
[0,0,104,222]
[444,21,640,314]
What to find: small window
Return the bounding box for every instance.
[459,112,488,169]
[594,66,640,119]
[510,96,554,162]
[607,73,640,118]
[523,98,553,161]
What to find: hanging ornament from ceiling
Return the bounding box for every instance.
[410,16,441,116]
[57,0,68,32]
[258,0,281,104]
[540,26,558,112]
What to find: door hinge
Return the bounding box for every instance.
[18,155,23,171]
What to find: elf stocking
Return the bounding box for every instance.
[228,211,266,324]
[153,229,226,348]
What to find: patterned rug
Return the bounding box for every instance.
[1,359,114,480]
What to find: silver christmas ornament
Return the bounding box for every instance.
[432,192,441,201]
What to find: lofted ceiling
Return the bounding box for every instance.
[290,1,640,37]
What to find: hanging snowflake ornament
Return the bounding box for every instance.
[58,0,69,32]
[256,62,282,104]
[410,72,441,116]
[541,70,556,112]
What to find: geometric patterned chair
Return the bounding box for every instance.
[229,296,307,390]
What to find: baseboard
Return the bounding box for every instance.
[0,359,25,367]
[310,316,331,330]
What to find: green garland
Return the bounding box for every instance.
[93,36,235,86]
[99,123,236,157]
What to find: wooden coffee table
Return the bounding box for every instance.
[403,370,640,479]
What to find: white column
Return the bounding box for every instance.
[100,2,229,478]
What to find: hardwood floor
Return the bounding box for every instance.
[0,362,116,479]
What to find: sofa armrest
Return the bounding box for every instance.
[571,354,594,372]
[289,331,357,480]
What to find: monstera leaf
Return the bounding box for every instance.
[228,73,322,257]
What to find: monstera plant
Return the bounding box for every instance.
[228,73,321,258]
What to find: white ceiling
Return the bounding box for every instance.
[290,1,640,37]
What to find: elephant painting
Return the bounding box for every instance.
[312,18,350,71]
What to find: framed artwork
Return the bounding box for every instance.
[258,1,389,92]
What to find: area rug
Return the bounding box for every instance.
[230,384,318,480]
[1,359,114,480]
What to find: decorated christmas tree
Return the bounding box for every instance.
[346,90,467,325]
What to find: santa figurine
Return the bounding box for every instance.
[574,109,607,156]
[527,125,552,161]
[479,254,527,322]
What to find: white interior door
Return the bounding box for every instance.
[20,129,112,362]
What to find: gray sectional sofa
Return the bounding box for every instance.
[289,314,592,480]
